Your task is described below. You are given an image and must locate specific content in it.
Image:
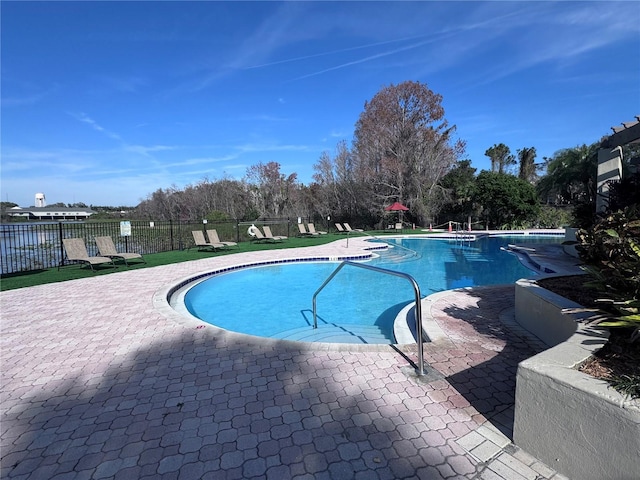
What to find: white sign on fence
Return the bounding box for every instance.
[120,221,132,237]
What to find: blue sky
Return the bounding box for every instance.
[2,1,639,208]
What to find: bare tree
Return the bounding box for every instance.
[245,161,298,218]
[352,80,464,224]
[137,187,179,220]
[312,140,361,220]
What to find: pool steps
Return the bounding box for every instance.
[372,245,418,264]
[274,324,389,344]
[448,246,490,263]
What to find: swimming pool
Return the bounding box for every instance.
[179,234,563,344]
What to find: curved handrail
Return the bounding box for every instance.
[312,260,425,376]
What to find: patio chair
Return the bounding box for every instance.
[308,223,327,235]
[335,223,347,234]
[192,230,225,251]
[62,238,116,271]
[343,223,363,233]
[297,223,316,236]
[262,225,287,241]
[248,225,274,243]
[95,236,146,266]
[207,229,237,248]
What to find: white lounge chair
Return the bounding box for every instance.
[95,236,145,266]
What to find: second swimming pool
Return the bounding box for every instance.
[182,235,562,343]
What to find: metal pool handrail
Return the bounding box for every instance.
[312,260,425,376]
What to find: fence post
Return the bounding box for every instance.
[236,219,240,243]
[57,222,65,269]
[170,219,175,251]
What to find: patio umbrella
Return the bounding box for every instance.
[384,202,409,212]
[384,202,409,225]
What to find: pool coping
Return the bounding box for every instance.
[154,237,401,352]
[155,230,570,351]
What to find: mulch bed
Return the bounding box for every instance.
[536,275,640,398]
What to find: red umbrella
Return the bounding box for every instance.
[385,201,409,211]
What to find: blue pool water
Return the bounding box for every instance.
[183,235,562,342]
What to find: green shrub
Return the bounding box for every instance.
[536,205,574,228]
[576,205,640,341]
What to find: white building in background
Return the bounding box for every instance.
[35,193,46,207]
[7,207,95,220]
[5,193,95,220]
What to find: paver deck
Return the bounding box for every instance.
[1,237,573,479]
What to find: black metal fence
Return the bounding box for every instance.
[0,218,297,275]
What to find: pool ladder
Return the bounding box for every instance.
[454,222,474,246]
[312,261,426,377]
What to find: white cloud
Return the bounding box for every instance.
[123,144,176,157]
[237,143,312,154]
[1,92,48,107]
[69,112,123,142]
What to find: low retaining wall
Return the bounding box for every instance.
[513,278,640,480]
[514,278,592,347]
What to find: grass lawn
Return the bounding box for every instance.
[0,230,426,291]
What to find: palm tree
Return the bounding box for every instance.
[536,143,599,205]
[517,147,538,183]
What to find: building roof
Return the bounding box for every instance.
[14,207,95,213]
[603,115,640,148]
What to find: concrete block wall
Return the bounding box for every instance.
[513,279,640,479]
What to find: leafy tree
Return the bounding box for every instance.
[0,202,18,209]
[607,171,640,213]
[536,143,599,205]
[473,171,540,229]
[438,159,477,223]
[352,80,465,225]
[0,202,19,222]
[536,205,573,228]
[485,143,515,174]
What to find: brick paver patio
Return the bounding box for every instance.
[1,238,569,479]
